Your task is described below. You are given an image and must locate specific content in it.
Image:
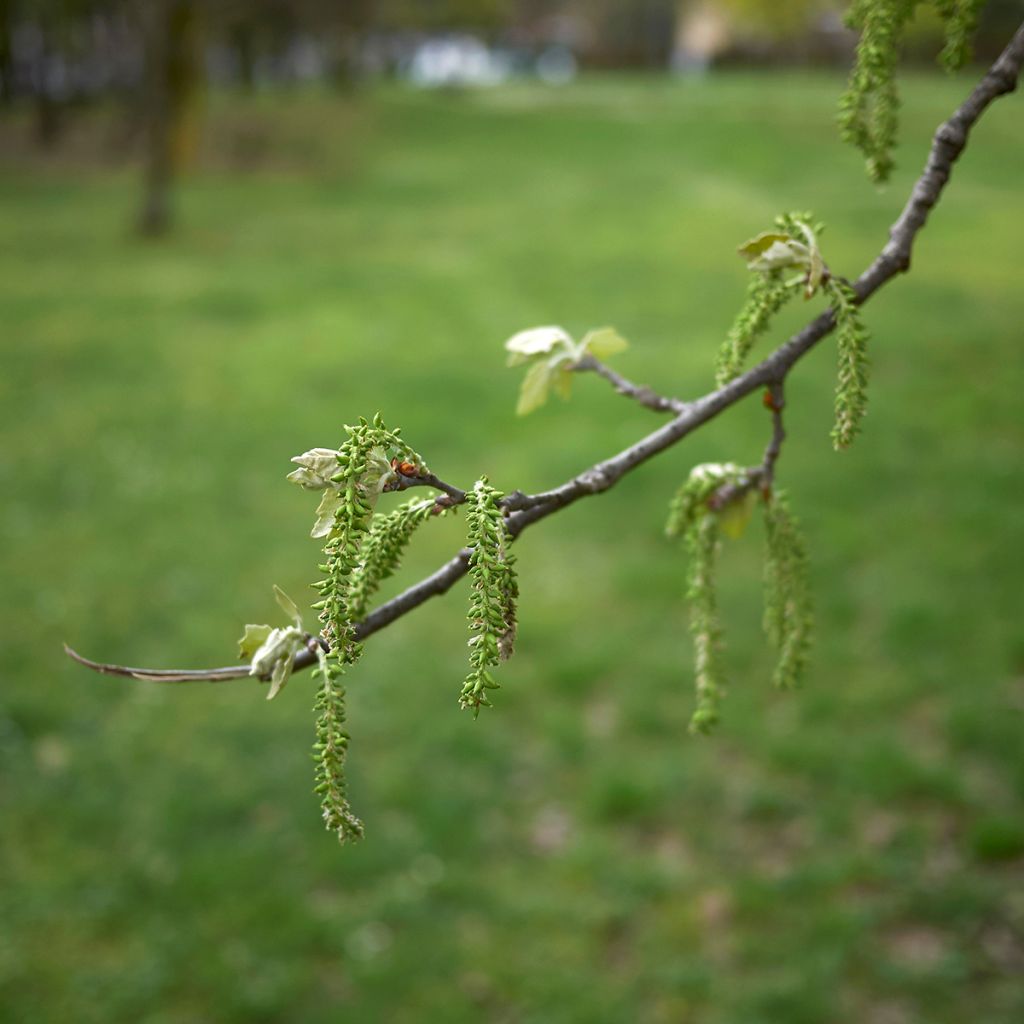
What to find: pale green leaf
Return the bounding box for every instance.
[516,359,553,415]
[551,365,573,401]
[505,325,573,367]
[737,231,792,264]
[286,448,341,490]
[273,585,303,628]
[266,653,295,701]
[690,462,744,486]
[581,326,629,361]
[719,490,757,540]
[749,240,809,273]
[805,244,825,299]
[311,490,343,539]
[360,446,398,498]
[238,623,273,660]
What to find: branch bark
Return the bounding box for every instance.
[571,355,688,414]
[66,23,1024,685]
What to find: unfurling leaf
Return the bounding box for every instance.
[248,625,303,700]
[581,326,629,361]
[238,623,273,660]
[505,325,573,366]
[804,235,825,300]
[718,489,756,540]
[738,231,806,270]
[506,322,629,415]
[273,585,303,628]
[287,448,342,490]
[516,358,556,416]
[666,461,746,538]
[550,364,574,401]
[311,489,344,539]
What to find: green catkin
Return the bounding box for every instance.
[828,278,871,449]
[840,0,985,182]
[937,0,985,70]
[762,491,813,690]
[840,0,918,183]
[666,462,746,540]
[717,211,825,388]
[461,478,518,716]
[347,498,437,621]
[668,463,750,733]
[309,416,429,842]
[313,656,364,843]
[687,513,724,734]
[716,273,799,387]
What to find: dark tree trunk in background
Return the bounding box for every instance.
[31,17,65,148]
[33,91,63,145]
[0,0,13,107]
[139,0,203,237]
[328,0,374,90]
[231,21,256,92]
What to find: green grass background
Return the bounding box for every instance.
[2,73,1023,1023]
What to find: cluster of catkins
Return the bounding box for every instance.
[247,417,521,843]
[839,0,985,182]
[666,464,812,734]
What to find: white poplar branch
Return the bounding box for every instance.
[65,22,1024,685]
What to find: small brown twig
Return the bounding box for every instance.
[571,354,689,414]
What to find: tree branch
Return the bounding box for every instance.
[66,23,1024,685]
[571,354,688,414]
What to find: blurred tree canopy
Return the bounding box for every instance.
[2,0,1020,232]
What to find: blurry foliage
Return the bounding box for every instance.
[716,0,835,39]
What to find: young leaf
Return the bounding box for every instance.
[739,231,808,272]
[247,625,303,699]
[581,326,629,361]
[516,358,555,416]
[550,363,574,401]
[718,490,756,540]
[287,448,342,490]
[238,623,273,660]
[505,325,573,366]
[311,490,344,539]
[267,652,294,701]
[738,230,793,264]
[273,585,303,628]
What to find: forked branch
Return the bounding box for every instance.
[66,22,1024,685]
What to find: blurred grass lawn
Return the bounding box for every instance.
[1,72,1023,1023]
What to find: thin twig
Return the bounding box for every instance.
[63,643,252,682]
[67,24,1024,685]
[389,471,467,504]
[571,354,688,414]
[760,382,786,489]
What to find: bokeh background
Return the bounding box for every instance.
[2,2,1023,1022]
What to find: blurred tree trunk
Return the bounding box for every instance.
[0,0,13,107]
[328,0,374,90]
[139,0,203,237]
[31,15,65,148]
[230,20,256,92]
